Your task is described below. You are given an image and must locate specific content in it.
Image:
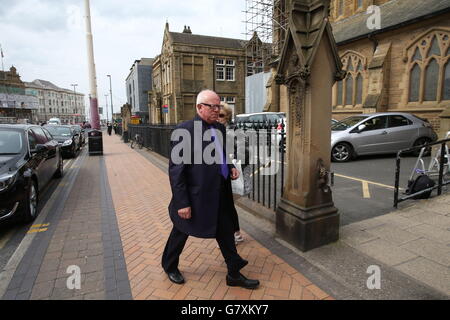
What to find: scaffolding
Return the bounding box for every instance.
[242,0,289,75]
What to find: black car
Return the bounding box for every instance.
[0,125,63,223]
[44,125,80,158]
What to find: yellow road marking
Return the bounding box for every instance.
[334,173,403,191]
[0,228,16,250]
[27,228,48,234]
[362,181,371,198]
[31,223,50,228]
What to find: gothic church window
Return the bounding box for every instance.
[406,31,450,103]
[334,52,365,107]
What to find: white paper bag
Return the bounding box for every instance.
[231,160,245,195]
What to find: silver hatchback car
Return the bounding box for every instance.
[331,112,438,162]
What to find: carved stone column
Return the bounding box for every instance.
[275,0,345,251]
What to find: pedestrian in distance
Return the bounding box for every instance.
[217,103,244,244]
[161,89,259,289]
[107,122,112,136]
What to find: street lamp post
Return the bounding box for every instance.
[107,75,113,122]
[105,94,109,123]
[71,84,78,124]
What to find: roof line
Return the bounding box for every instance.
[335,6,450,46]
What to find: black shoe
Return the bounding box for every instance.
[226,273,259,289]
[166,269,185,284]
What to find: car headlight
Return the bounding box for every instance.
[0,172,17,192]
[62,139,73,146]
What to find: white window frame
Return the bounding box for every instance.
[225,66,235,81]
[216,66,225,81]
[226,59,235,66]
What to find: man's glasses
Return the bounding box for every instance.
[200,103,223,111]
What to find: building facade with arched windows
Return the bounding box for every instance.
[328,0,450,134]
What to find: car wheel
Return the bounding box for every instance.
[412,138,432,157]
[54,154,63,178]
[332,143,353,162]
[22,180,38,223]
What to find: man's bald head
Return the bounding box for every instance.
[196,89,221,124]
[196,90,220,105]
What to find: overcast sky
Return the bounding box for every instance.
[0,0,246,119]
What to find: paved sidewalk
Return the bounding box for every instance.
[102,134,332,300]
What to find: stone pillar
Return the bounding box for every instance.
[275,0,345,252]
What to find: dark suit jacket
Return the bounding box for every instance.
[168,115,236,238]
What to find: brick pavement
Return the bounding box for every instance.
[102,133,333,300]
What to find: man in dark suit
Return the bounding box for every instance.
[161,89,259,289]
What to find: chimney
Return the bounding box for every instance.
[183,26,192,34]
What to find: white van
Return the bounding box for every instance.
[47,118,61,125]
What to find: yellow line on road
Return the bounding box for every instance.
[0,228,16,250]
[335,173,403,191]
[362,181,371,198]
[31,223,50,228]
[27,228,48,234]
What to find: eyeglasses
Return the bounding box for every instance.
[200,103,223,111]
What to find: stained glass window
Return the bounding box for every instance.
[424,59,439,101]
[337,80,343,105]
[443,61,450,100]
[412,48,422,62]
[428,37,441,57]
[346,75,353,105]
[356,74,363,104]
[409,64,420,102]
[347,58,354,71]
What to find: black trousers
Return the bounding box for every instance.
[161,178,247,274]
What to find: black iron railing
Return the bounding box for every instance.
[128,124,177,158]
[234,119,286,212]
[394,137,450,208]
[126,120,287,212]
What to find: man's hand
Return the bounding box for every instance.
[178,207,191,219]
[230,168,240,180]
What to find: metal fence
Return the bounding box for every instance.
[234,119,286,211]
[394,136,450,208]
[127,124,177,158]
[126,120,287,212]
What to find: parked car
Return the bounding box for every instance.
[71,125,85,146]
[43,125,80,158]
[47,117,61,125]
[330,112,438,162]
[0,124,63,223]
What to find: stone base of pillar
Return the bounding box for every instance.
[276,198,339,252]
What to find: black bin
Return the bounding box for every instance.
[123,130,129,143]
[88,129,103,155]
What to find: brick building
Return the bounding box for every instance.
[150,23,248,124]
[329,0,450,134]
[270,0,450,135]
[25,79,86,124]
[0,66,38,123]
